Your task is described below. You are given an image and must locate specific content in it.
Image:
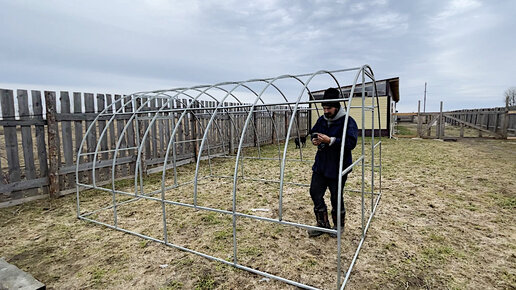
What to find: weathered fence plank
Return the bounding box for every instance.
[157,98,164,158]
[151,98,158,160]
[124,96,136,175]
[84,93,97,183]
[32,91,48,186]
[97,94,109,182]
[60,92,74,188]
[114,95,128,177]
[17,90,38,197]
[17,90,37,180]
[73,92,86,184]
[1,90,21,188]
[176,99,185,156]
[445,115,501,138]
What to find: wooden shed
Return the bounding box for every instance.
[309,77,399,137]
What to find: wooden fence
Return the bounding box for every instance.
[0,89,309,208]
[415,101,516,139]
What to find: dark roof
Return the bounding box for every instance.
[310,77,399,103]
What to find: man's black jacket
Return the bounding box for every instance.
[310,113,358,179]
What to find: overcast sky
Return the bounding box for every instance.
[1,0,515,112]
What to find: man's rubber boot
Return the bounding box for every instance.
[307,210,331,237]
[330,210,345,238]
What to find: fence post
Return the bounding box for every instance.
[426,115,431,137]
[253,107,258,147]
[272,110,276,144]
[229,103,235,154]
[439,101,444,139]
[501,110,509,139]
[0,90,21,194]
[417,101,421,137]
[478,113,484,137]
[45,91,60,198]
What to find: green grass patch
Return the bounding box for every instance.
[195,273,216,290]
[396,125,416,136]
[161,280,184,290]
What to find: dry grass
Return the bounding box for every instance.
[395,121,504,138]
[1,137,515,289]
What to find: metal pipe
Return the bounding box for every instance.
[78,215,320,290]
[76,67,383,290]
[334,65,369,287]
[278,70,343,221]
[340,189,382,289]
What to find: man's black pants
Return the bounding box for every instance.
[309,171,347,214]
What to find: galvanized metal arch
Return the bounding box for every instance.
[76,67,383,290]
[158,80,260,191]
[132,88,238,195]
[278,70,348,223]
[193,80,296,202]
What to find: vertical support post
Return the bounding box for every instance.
[73,93,86,182]
[426,115,431,137]
[134,97,144,195]
[417,101,422,137]
[371,83,375,213]
[60,92,74,188]
[45,91,60,198]
[493,112,500,133]
[478,113,484,137]
[170,99,178,186]
[32,91,48,193]
[501,110,509,139]
[271,110,277,144]
[229,105,235,154]
[460,123,464,138]
[360,70,366,237]
[253,108,258,147]
[439,101,445,139]
[284,108,289,140]
[191,100,199,160]
[0,90,22,199]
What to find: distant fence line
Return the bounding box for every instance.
[0,89,309,208]
[413,101,516,139]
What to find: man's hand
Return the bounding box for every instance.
[316,133,331,144]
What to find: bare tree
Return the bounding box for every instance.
[505,87,516,108]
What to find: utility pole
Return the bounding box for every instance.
[423,82,427,113]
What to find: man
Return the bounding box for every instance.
[307,87,358,237]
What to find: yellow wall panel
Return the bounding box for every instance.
[310,96,388,130]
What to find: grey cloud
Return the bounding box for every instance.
[0,0,515,112]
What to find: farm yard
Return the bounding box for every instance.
[3,1,516,289]
[1,136,515,289]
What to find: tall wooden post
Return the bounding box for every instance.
[190,100,198,159]
[253,107,258,147]
[439,101,445,139]
[478,113,484,137]
[45,91,59,198]
[501,110,509,139]
[284,108,289,140]
[271,109,277,144]
[426,115,431,137]
[417,101,422,137]
[229,104,235,154]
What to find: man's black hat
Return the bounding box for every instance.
[321,87,341,108]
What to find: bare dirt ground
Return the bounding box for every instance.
[1,137,515,289]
